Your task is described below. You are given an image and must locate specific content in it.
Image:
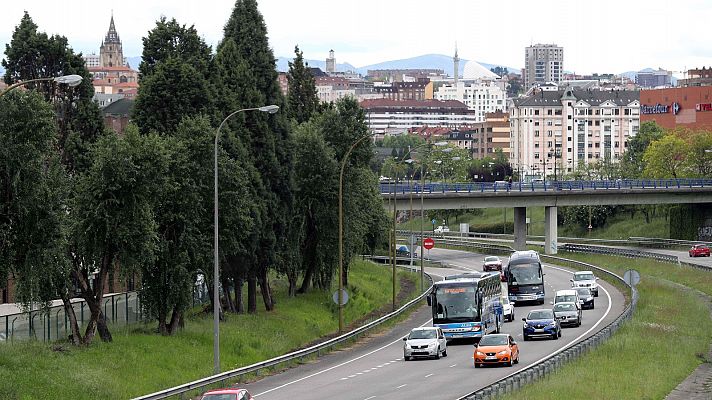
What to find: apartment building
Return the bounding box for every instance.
[524,44,564,89]
[443,111,511,158]
[360,99,477,134]
[433,80,507,123]
[509,89,640,180]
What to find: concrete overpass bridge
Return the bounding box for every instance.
[380,179,712,255]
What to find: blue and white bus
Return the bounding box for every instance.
[427,272,502,341]
[506,250,545,304]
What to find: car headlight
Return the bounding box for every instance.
[476,351,485,356]
[498,350,508,355]
[548,321,557,327]
[428,342,437,348]
[523,323,529,329]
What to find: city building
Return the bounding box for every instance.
[102,98,134,134]
[443,111,511,158]
[360,99,477,134]
[367,69,445,83]
[84,53,100,68]
[678,67,712,87]
[635,69,672,88]
[326,50,336,74]
[373,80,432,101]
[509,89,640,180]
[524,44,564,89]
[640,86,712,131]
[433,59,507,123]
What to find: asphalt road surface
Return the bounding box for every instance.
[246,248,626,400]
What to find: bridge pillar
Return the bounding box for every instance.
[513,207,527,250]
[544,206,558,254]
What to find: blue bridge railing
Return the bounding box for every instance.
[379,178,712,195]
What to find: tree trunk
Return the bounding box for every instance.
[59,292,82,346]
[167,306,181,335]
[247,276,257,313]
[235,277,244,314]
[157,310,168,336]
[259,270,274,311]
[222,277,236,313]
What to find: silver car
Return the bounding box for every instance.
[553,302,582,327]
[403,327,448,360]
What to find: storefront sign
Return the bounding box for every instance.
[696,103,712,111]
[641,102,680,115]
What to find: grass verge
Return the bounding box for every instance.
[502,252,712,399]
[0,260,420,400]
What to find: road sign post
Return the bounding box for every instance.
[423,237,435,260]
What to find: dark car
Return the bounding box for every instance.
[575,287,595,309]
[522,309,561,341]
[396,245,417,258]
[689,244,711,257]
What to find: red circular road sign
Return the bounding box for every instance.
[423,237,435,250]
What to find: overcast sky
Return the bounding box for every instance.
[1,0,711,75]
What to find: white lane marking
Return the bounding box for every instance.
[396,384,407,389]
[253,318,434,397]
[364,397,376,400]
[340,377,348,380]
[449,364,457,368]
[424,373,434,378]
[348,374,357,378]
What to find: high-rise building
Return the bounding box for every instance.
[100,14,126,68]
[524,44,564,89]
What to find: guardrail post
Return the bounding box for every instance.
[126,293,130,323]
[5,315,8,342]
[47,313,51,342]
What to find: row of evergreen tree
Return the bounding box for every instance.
[0,0,387,345]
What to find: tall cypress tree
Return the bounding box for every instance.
[217,0,294,312]
[286,46,320,124]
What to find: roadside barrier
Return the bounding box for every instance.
[132,266,434,400]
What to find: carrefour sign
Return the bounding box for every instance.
[641,102,680,115]
[696,103,712,111]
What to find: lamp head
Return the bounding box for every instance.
[258,105,279,114]
[54,74,83,87]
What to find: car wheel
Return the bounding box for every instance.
[442,348,447,357]
[577,318,582,327]
[591,302,595,309]
[434,347,440,359]
[552,332,558,340]
[558,329,562,338]
[507,359,513,367]
[523,334,529,341]
[404,355,410,361]
[594,291,599,297]
[514,352,519,364]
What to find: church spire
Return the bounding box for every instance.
[104,12,120,44]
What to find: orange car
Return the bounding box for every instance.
[474,333,519,367]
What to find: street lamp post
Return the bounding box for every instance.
[214,104,278,374]
[0,74,83,98]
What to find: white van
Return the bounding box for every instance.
[552,289,581,308]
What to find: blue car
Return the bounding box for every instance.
[522,309,561,340]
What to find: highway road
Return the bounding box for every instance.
[246,248,626,400]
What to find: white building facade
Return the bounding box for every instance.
[360,99,478,134]
[509,88,640,180]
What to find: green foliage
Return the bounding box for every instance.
[643,134,688,178]
[0,91,69,310]
[381,134,426,150]
[560,205,617,229]
[0,262,416,399]
[2,11,104,173]
[138,17,213,79]
[469,221,514,234]
[286,46,320,124]
[620,121,665,178]
[669,204,706,240]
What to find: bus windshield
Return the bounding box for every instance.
[508,263,543,286]
[432,284,478,323]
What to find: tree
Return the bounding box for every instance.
[0,91,70,323]
[292,120,339,294]
[69,128,167,343]
[685,130,712,177]
[217,0,294,312]
[286,46,320,124]
[133,17,216,134]
[3,11,104,173]
[621,121,665,178]
[643,134,689,178]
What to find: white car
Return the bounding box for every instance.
[570,271,599,297]
[434,225,450,235]
[403,327,447,360]
[552,289,582,308]
[501,297,515,322]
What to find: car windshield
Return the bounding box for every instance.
[576,289,591,296]
[574,273,595,281]
[409,329,436,339]
[485,256,499,262]
[527,310,553,320]
[555,295,577,303]
[202,394,238,400]
[554,303,576,311]
[479,335,508,346]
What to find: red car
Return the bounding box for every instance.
[689,244,711,257]
[200,388,253,400]
[483,256,503,272]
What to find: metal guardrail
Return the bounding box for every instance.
[458,255,637,400]
[559,243,679,263]
[380,178,712,195]
[133,266,434,400]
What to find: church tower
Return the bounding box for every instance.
[453,43,460,86]
[326,50,336,74]
[100,14,125,68]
